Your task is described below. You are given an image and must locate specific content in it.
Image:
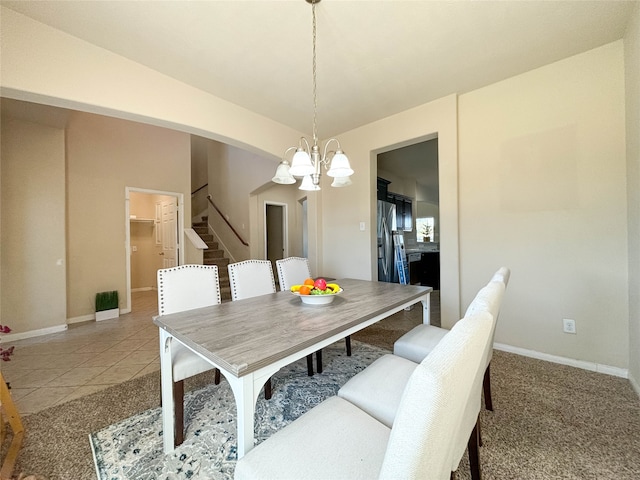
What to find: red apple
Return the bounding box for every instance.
[314,278,327,291]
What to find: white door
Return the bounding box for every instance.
[161,199,178,268]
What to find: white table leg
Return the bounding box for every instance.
[159,329,176,453]
[227,374,256,459]
[422,291,431,325]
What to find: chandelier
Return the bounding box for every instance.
[271,0,354,191]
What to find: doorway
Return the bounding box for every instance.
[264,202,288,273]
[376,137,440,289]
[125,187,184,313]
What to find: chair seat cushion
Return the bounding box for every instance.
[234,396,390,480]
[172,342,215,382]
[338,354,417,428]
[393,324,448,364]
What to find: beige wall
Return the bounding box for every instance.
[625,3,640,389]
[1,118,66,334]
[459,41,628,369]
[66,112,191,320]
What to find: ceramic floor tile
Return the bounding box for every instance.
[79,350,123,367]
[133,362,160,378]
[74,341,120,354]
[16,386,79,415]
[138,338,160,351]
[9,342,88,356]
[19,353,95,371]
[116,350,159,365]
[109,338,153,352]
[8,368,71,388]
[5,387,37,401]
[54,366,109,387]
[87,363,146,385]
[62,384,111,402]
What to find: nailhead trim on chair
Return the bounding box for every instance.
[228,259,276,301]
[158,264,221,314]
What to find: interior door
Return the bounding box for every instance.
[161,198,178,268]
[266,203,286,269]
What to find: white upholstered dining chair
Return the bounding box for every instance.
[336,274,507,479]
[275,256,352,375]
[234,309,493,480]
[157,264,222,447]
[227,259,278,399]
[393,266,510,411]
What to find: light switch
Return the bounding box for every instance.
[132,246,138,252]
[359,222,365,231]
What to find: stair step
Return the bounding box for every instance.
[204,257,230,269]
[191,220,231,295]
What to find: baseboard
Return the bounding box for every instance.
[1,323,68,342]
[67,314,96,324]
[493,342,629,379]
[629,372,640,398]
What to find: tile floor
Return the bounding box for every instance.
[1,290,161,416]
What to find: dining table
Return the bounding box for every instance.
[153,277,432,457]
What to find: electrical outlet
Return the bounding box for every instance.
[563,318,576,334]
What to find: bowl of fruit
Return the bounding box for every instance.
[291,278,343,305]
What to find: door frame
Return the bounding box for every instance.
[124,186,184,313]
[264,201,288,261]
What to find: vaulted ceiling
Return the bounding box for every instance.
[1,0,635,138]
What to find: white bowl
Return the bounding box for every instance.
[293,288,343,305]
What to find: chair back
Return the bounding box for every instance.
[228,259,277,300]
[157,264,221,315]
[491,266,511,287]
[446,269,509,470]
[275,257,312,291]
[379,311,493,480]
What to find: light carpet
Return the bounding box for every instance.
[89,342,387,480]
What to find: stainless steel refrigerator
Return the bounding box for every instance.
[377,200,398,283]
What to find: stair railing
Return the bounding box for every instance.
[207,195,249,247]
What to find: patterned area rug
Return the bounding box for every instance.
[89,342,388,480]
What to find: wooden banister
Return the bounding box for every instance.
[192,183,208,196]
[206,195,249,247]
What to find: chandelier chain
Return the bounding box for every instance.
[312,0,318,145]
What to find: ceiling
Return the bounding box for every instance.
[1,0,636,139]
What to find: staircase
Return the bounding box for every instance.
[192,216,231,301]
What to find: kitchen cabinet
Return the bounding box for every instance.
[377,177,413,232]
[377,178,390,201]
[388,193,413,232]
[419,252,440,289]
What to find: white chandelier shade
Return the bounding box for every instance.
[299,174,321,191]
[330,175,353,188]
[271,0,354,191]
[271,159,296,184]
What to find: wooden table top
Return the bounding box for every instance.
[153,278,431,377]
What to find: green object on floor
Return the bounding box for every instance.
[95,291,119,312]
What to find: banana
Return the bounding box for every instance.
[290,285,302,293]
[326,283,340,293]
